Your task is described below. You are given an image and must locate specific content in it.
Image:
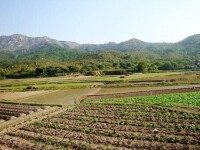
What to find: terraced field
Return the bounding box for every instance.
[0,103,47,123]
[0,92,199,149]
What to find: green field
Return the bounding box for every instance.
[0,77,102,91]
[0,71,200,106]
[85,92,200,109]
[0,71,200,91]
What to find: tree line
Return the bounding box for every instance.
[0,60,198,79]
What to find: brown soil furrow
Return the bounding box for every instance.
[63,109,199,121]
[16,127,200,149]
[84,87,200,101]
[43,118,199,137]
[58,112,199,124]
[54,114,198,130]
[26,121,200,145]
[0,135,54,150]
[0,106,61,133]
[0,144,13,150]
[8,130,125,150]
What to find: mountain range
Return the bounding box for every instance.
[0,34,200,72]
[0,34,200,52]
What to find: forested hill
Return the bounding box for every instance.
[0,34,200,78]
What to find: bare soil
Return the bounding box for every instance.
[0,90,54,101]
[86,87,200,100]
[1,102,199,149]
[98,85,200,94]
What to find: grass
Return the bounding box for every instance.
[0,71,199,91]
[85,92,200,109]
[90,71,186,81]
[0,82,102,91]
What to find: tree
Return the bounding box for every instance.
[35,67,44,76]
[136,61,148,73]
[120,62,128,69]
[148,64,158,72]
[68,66,80,72]
[159,62,174,70]
[46,66,61,76]
[97,64,105,70]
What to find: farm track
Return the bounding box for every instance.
[85,87,200,101]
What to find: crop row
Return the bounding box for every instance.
[0,103,46,121]
[0,96,199,149]
[84,92,200,109]
[2,126,197,150]
[66,108,199,121]
[0,103,44,111]
[58,112,199,125]
[41,118,200,137]
[54,112,200,133]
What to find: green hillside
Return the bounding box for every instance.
[0,34,200,78]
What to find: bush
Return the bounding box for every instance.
[85,71,97,76]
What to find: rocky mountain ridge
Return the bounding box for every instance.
[0,34,200,52]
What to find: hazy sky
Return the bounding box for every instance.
[1,0,200,43]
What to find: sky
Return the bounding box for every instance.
[0,0,200,44]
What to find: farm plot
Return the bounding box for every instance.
[87,87,200,102]
[87,92,200,109]
[0,92,200,149]
[0,103,47,123]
